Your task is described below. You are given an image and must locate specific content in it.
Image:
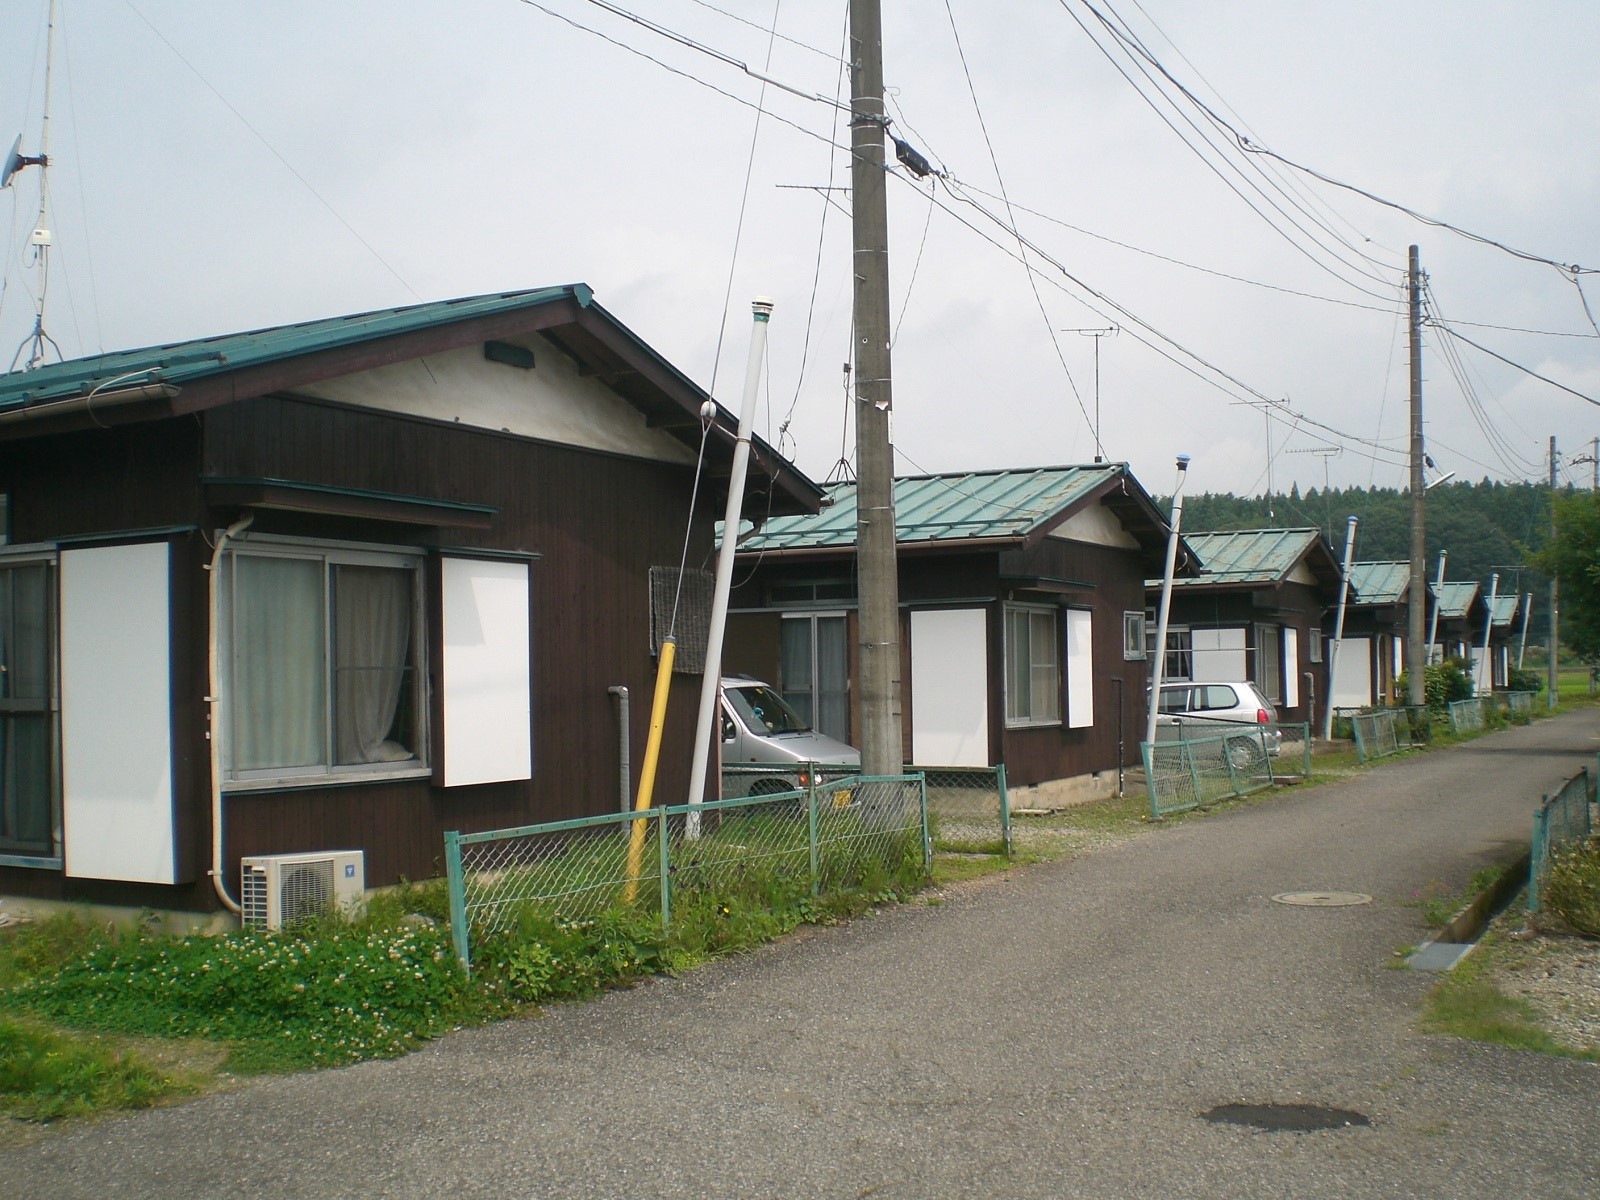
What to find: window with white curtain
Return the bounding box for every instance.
[220,542,425,784]
[1005,604,1061,726]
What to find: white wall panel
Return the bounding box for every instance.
[910,608,988,767]
[61,542,176,883]
[1283,628,1300,709]
[1065,609,1094,729]
[442,557,532,786]
[1191,627,1247,682]
[1331,636,1374,708]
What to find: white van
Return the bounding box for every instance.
[720,676,859,794]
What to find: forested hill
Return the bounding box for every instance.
[1167,480,1565,637]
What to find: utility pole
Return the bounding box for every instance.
[848,0,902,776]
[1406,245,1427,707]
[1548,435,1560,709]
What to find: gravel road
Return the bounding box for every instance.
[10,711,1600,1199]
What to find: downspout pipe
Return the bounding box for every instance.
[1322,515,1359,741]
[207,514,254,914]
[608,686,631,814]
[1144,455,1189,753]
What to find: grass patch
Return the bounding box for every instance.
[1420,938,1600,1063]
[0,1016,198,1121]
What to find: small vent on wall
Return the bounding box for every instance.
[649,566,712,674]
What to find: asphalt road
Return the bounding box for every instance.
[11,711,1600,1199]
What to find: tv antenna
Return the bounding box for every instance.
[4,0,63,371]
[1061,326,1117,462]
[1286,443,1340,538]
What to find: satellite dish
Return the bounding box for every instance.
[0,135,22,190]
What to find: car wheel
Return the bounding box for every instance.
[1225,735,1267,774]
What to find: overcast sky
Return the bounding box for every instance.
[2,1,1597,504]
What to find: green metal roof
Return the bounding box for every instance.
[1433,581,1481,619]
[0,285,592,411]
[1348,561,1412,605]
[1156,527,1322,589]
[735,463,1129,552]
[1489,593,1522,627]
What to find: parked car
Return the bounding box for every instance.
[720,676,859,799]
[1153,681,1281,769]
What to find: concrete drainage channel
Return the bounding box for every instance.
[1405,851,1531,972]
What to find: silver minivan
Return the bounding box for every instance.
[720,676,859,795]
[1154,680,1281,767]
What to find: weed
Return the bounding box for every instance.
[0,1017,194,1122]
[1420,941,1599,1062]
[3,919,473,1073]
[1542,840,1600,936]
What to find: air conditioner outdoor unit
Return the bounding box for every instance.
[240,850,365,932]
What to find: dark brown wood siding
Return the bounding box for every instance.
[198,395,719,887]
[996,539,1149,787]
[0,395,730,906]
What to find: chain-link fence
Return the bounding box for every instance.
[1529,765,1594,916]
[1504,691,1536,720]
[1351,710,1402,762]
[911,765,1010,857]
[726,763,1010,857]
[1141,723,1309,819]
[1449,697,1486,734]
[443,774,928,972]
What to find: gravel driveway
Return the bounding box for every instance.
[10,711,1600,1199]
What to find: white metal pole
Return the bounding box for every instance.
[1321,515,1359,741]
[1477,573,1500,695]
[686,299,774,830]
[1144,455,1190,753]
[1426,551,1446,664]
[1517,592,1532,669]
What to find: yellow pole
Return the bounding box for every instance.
[624,637,675,903]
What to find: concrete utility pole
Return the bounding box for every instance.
[1406,245,1427,707]
[848,0,902,775]
[1548,435,1560,709]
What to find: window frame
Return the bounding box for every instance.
[1004,602,1062,728]
[0,546,61,867]
[1308,625,1323,663]
[219,535,431,792]
[1122,610,1147,661]
[1255,622,1283,703]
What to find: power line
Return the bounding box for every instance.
[1433,323,1600,408]
[942,0,1093,451]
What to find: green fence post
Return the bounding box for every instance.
[443,830,471,975]
[1186,740,1204,806]
[657,809,672,931]
[1142,741,1160,820]
[652,812,672,934]
[996,763,1011,859]
[1301,723,1312,777]
[1222,735,1241,796]
[919,773,932,870]
[807,773,821,897]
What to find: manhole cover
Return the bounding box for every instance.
[1202,1103,1371,1132]
[1271,891,1372,907]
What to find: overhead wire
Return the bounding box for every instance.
[522,0,1418,472]
[120,0,422,301]
[1433,323,1600,408]
[941,0,1094,454]
[1056,0,1401,301]
[1085,0,1400,281]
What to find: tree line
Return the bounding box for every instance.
[1165,479,1566,642]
